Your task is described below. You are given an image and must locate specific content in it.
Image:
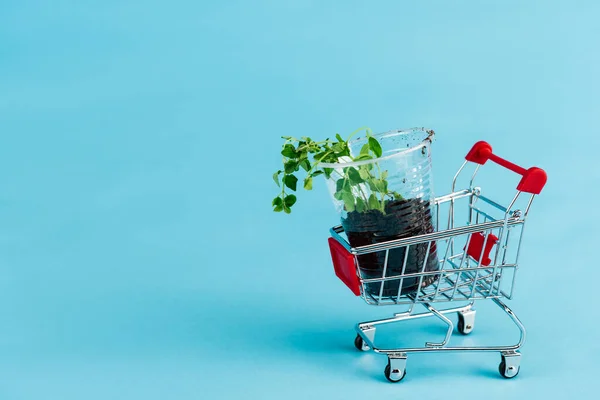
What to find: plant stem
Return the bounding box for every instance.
[305,150,334,176]
[347,126,372,142]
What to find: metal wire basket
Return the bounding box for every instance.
[328,141,547,382]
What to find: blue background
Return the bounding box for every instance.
[1,1,598,398]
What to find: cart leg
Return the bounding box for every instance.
[385,353,407,383]
[423,303,454,348]
[492,297,526,349]
[499,351,521,378]
[355,326,376,351]
[457,309,476,335]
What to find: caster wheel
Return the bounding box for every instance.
[354,334,369,351]
[457,310,475,335]
[499,356,520,379]
[384,363,406,383]
[457,316,467,334]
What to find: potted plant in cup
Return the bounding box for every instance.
[273,127,438,297]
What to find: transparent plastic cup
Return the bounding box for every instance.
[320,128,438,297]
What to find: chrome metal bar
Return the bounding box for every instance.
[431,269,445,302]
[364,296,526,355]
[450,202,455,254]
[377,249,390,303]
[470,207,496,223]
[441,265,499,298]
[419,272,491,301]
[344,219,523,255]
[505,192,521,217]
[468,187,477,227]
[469,164,481,189]
[496,263,508,299]
[360,264,512,284]
[524,194,536,217]
[435,189,472,205]
[357,304,472,330]
[423,303,454,347]
[499,288,511,299]
[509,266,518,299]
[451,160,469,193]
[469,229,490,298]
[415,241,432,302]
[439,235,453,272]
[451,233,473,299]
[395,245,411,302]
[489,202,513,296]
[497,228,513,296]
[492,297,526,346]
[449,167,471,254]
[354,255,368,297]
[477,194,509,213]
[394,303,416,317]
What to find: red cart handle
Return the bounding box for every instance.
[465,141,547,194]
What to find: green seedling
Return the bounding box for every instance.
[272,127,403,214]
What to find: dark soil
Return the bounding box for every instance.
[343,198,438,298]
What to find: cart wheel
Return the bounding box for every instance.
[384,363,406,383]
[354,334,370,351]
[499,355,520,379]
[457,310,475,335]
[457,316,466,334]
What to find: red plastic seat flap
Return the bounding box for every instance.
[328,238,361,296]
[465,232,499,266]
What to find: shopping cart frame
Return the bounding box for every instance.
[328,141,547,382]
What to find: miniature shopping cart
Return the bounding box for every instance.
[328,141,547,382]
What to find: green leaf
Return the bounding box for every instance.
[303,177,313,190]
[281,144,298,158]
[353,154,373,161]
[360,143,370,156]
[311,170,324,177]
[358,166,370,180]
[368,137,383,158]
[323,168,333,179]
[284,160,298,174]
[283,204,292,214]
[331,142,345,154]
[368,178,387,193]
[283,174,298,191]
[272,197,283,212]
[355,197,366,213]
[298,150,308,160]
[335,133,344,142]
[299,159,311,171]
[334,190,344,200]
[314,151,327,161]
[368,194,380,210]
[381,170,388,180]
[273,170,281,187]
[342,192,355,212]
[336,178,349,193]
[284,194,297,207]
[347,167,364,184]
